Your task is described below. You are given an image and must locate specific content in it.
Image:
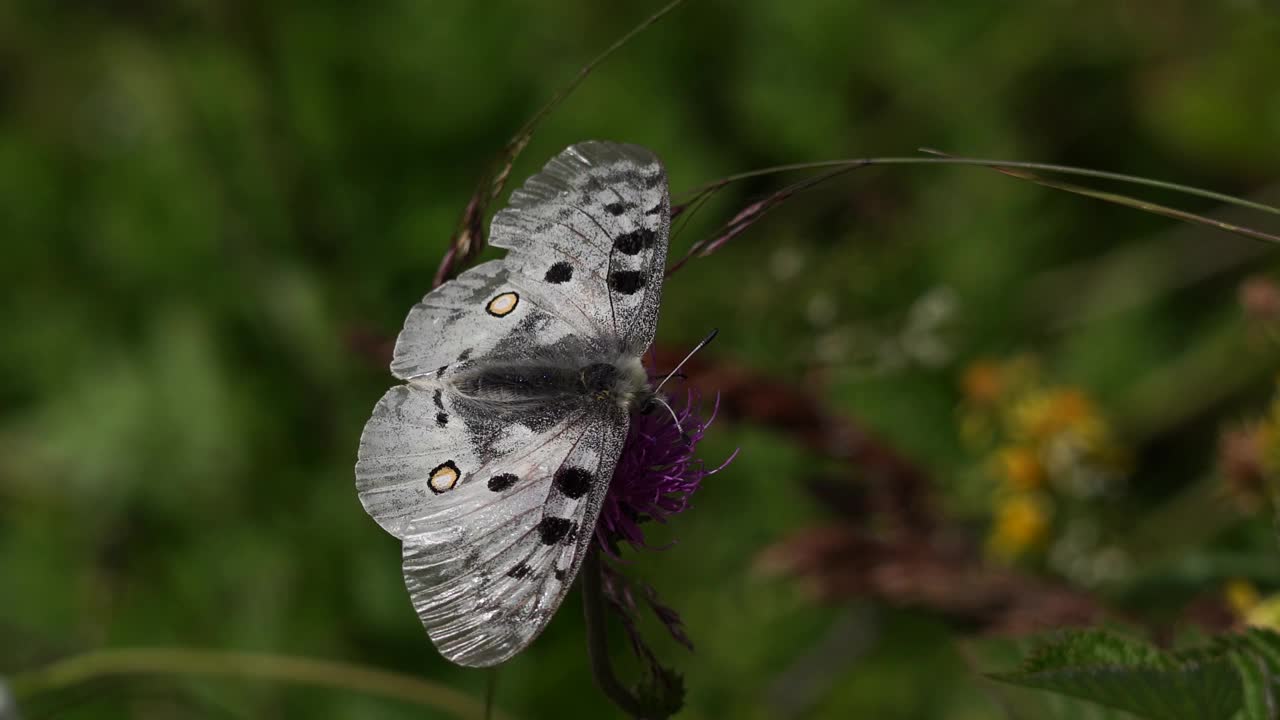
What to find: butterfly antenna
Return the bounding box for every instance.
[652,394,685,434]
[653,328,719,395]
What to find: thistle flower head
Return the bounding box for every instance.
[597,387,737,557]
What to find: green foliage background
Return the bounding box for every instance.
[2,2,1279,718]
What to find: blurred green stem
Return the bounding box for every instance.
[9,647,507,719]
[484,668,498,720]
[506,0,686,151]
[582,548,652,719]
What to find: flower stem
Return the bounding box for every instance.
[8,647,507,720]
[582,548,652,719]
[485,668,499,720]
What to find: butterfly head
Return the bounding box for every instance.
[581,355,653,411]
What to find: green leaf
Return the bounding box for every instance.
[1219,628,1280,720]
[989,630,1241,720]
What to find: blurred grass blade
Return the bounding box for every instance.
[8,648,513,720]
[433,0,689,287]
[678,155,1280,219]
[670,152,1280,272]
[916,148,1280,218]
[667,167,853,275]
[920,148,1280,246]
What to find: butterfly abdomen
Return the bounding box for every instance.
[451,355,649,411]
[454,365,579,401]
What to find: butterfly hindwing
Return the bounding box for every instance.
[490,141,670,352]
[399,403,628,666]
[357,379,629,666]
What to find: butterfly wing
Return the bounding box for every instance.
[398,401,627,666]
[359,259,586,539]
[489,141,670,353]
[357,141,670,667]
[388,259,584,382]
[358,380,627,666]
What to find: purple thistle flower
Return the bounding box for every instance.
[595,387,737,557]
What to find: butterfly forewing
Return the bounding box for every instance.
[389,261,584,382]
[490,141,670,352]
[355,140,670,667]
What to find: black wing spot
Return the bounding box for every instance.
[487,473,518,492]
[458,348,473,362]
[435,365,448,378]
[432,389,444,409]
[642,172,662,190]
[544,261,574,284]
[537,517,573,545]
[609,270,645,295]
[554,568,567,582]
[603,201,629,216]
[435,412,448,427]
[613,228,654,256]
[644,203,662,216]
[554,466,594,499]
[507,562,532,579]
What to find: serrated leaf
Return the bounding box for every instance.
[990,630,1241,720]
[1217,628,1280,720]
[1228,649,1274,720]
[1236,627,1280,673]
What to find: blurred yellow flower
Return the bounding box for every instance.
[1012,388,1103,443]
[962,360,1005,405]
[996,446,1044,490]
[1223,579,1280,632]
[959,353,1128,575]
[1245,596,1280,632]
[1225,578,1261,616]
[987,493,1052,561]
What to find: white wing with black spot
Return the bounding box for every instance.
[390,260,583,382]
[357,380,628,666]
[490,141,670,353]
[356,141,669,667]
[400,401,627,666]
